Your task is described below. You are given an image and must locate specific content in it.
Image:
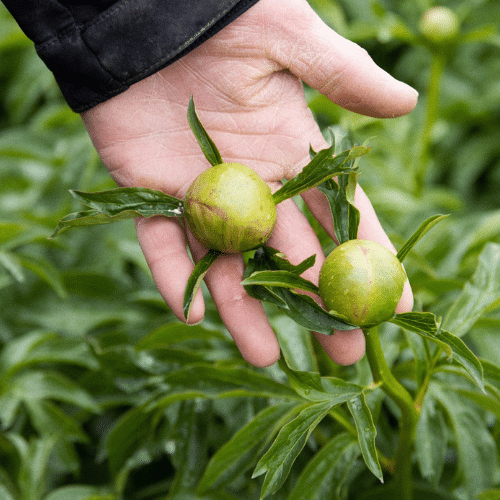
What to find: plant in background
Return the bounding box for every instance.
[2,2,500,499]
[51,99,487,500]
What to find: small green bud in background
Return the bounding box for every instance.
[419,6,460,44]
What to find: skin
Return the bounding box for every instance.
[80,0,416,368]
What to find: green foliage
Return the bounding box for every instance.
[1,1,500,499]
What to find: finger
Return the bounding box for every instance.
[188,234,281,368]
[267,197,366,366]
[315,329,366,366]
[135,217,205,324]
[263,0,418,118]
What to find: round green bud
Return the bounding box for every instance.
[183,162,277,254]
[318,239,407,328]
[419,6,460,43]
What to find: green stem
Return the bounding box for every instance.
[364,327,419,500]
[415,52,446,196]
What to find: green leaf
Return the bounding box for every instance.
[0,331,99,377]
[0,484,16,500]
[390,312,453,358]
[183,249,221,321]
[243,247,356,333]
[271,288,357,333]
[271,315,318,372]
[50,187,183,237]
[396,214,449,263]
[477,490,500,500]
[71,187,184,217]
[318,168,360,244]
[187,96,223,166]
[252,400,333,499]
[272,144,370,205]
[24,399,89,442]
[438,330,484,392]
[18,435,59,500]
[44,485,114,500]
[443,242,500,337]
[197,402,301,494]
[264,247,316,275]
[0,251,25,282]
[135,323,227,350]
[415,393,447,485]
[15,253,67,299]
[240,270,319,294]
[391,312,484,391]
[279,358,363,404]
[159,365,299,401]
[347,394,383,482]
[167,401,209,497]
[9,370,100,413]
[287,433,360,500]
[432,386,497,496]
[50,209,136,238]
[106,402,154,477]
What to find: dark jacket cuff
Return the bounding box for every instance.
[3,0,260,112]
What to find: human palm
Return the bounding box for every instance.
[81,0,417,367]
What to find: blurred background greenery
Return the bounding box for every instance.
[0,1,499,499]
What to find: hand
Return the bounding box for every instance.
[80,0,416,367]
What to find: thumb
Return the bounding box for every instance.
[264,0,418,118]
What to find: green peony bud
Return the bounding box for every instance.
[183,162,277,254]
[419,6,460,44]
[318,239,407,328]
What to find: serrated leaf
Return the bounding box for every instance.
[187,96,223,166]
[240,270,319,294]
[415,393,447,485]
[243,248,356,333]
[264,247,316,275]
[197,402,301,494]
[288,433,360,500]
[183,249,221,321]
[396,214,449,263]
[70,187,183,217]
[348,394,382,482]
[443,242,500,337]
[50,187,183,237]
[272,145,370,205]
[318,169,360,245]
[391,312,484,391]
[50,209,136,238]
[252,400,333,499]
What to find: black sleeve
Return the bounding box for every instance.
[2,0,260,113]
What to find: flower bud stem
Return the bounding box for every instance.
[415,52,446,196]
[363,327,419,500]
